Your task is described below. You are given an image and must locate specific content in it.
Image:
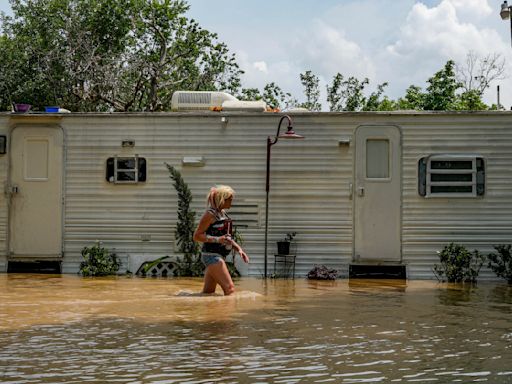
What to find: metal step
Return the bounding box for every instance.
[349,264,406,279]
[7,260,62,274]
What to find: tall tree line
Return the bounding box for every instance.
[0,0,506,112]
[0,0,242,111]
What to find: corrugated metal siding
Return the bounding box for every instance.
[2,111,511,279]
[61,114,354,276]
[400,115,512,279]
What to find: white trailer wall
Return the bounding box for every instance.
[1,111,511,279]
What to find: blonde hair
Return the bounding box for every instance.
[207,185,235,210]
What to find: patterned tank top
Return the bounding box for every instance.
[202,208,232,257]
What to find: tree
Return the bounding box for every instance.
[361,82,389,111]
[238,82,297,111]
[262,82,298,110]
[0,0,243,111]
[396,85,426,110]
[327,73,390,111]
[238,88,263,102]
[299,70,321,111]
[423,60,461,110]
[453,89,489,111]
[456,51,506,95]
[326,73,346,111]
[398,59,492,111]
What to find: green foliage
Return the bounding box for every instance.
[239,88,262,102]
[397,85,426,110]
[262,82,298,110]
[487,245,512,284]
[165,163,203,277]
[283,232,297,242]
[173,254,204,277]
[224,226,244,278]
[238,82,297,111]
[232,226,244,246]
[79,241,120,276]
[454,90,489,111]
[423,60,461,110]
[141,256,170,275]
[299,70,321,111]
[361,82,390,111]
[326,73,390,112]
[225,260,241,278]
[0,0,242,111]
[1,2,498,114]
[433,243,484,283]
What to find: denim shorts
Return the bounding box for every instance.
[201,253,222,267]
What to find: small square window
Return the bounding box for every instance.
[106,156,146,184]
[418,155,484,197]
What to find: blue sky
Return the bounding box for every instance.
[1,0,511,109]
[185,0,512,108]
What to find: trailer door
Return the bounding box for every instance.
[9,125,63,259]
[354,125,401,261]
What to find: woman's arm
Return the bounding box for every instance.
[228,239,249,263]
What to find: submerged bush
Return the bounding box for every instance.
[487,245,512,284]
[433,243,483,283]
[307,265,338,280]
[79,241,120,277]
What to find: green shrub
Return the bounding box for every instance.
[79,241,120,276]
[165,163,203,277]
[433,243,483,283]
[487,245,512,284]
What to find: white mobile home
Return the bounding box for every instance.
[0,111,511,279]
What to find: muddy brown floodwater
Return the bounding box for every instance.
[0,274,511,383]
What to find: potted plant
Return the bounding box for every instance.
[277,232,297,255]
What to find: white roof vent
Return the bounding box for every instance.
[221,99,266,112]
[285,107,311,113]
[171,91,267,112]
[171,91,237,111]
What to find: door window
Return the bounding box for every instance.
[366,139,389,179]
[24,138,49,180]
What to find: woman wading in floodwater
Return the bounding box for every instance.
[193,185,249,295]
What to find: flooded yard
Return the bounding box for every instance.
[0,274,511,383]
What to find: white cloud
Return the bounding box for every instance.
[388,1,508,60]
[196,0,512,109]
[253,61,268,73]
[382,0,512,107]
[292,19,376,80]
[448,0,492,19]
[235,50,299,95]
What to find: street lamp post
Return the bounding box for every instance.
[264,115,304,278]
[501,1,512,46]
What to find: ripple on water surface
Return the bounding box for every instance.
[0,275,511,383]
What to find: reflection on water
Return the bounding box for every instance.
[1,275,511,383]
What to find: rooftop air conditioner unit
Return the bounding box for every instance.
[171,91,237,111]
